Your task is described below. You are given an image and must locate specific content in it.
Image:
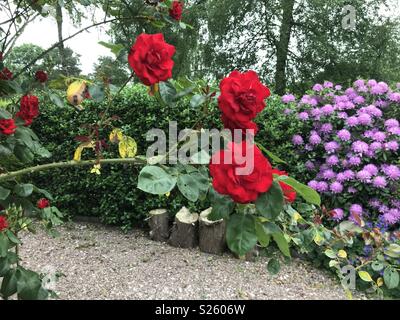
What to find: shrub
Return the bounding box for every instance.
[31,84,294,229]
[31,85,218,228]
[285,80,400,230]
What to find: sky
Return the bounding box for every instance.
[10,7,114,74]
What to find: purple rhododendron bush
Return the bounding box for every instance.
[287,80,399,228]
[277,80,400,297]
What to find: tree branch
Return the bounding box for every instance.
[0,158,146,182]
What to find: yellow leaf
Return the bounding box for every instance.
[119,136,137,158]
[377,277,384,287]
[313,232,324,246]
[293,212,302,222]
[109,128,124,143]
[358,271,373,282]
[165,192,171,198]
[338,250,347,259]
[67,80,87,106]
[90,164,101,175]
[344,288,353,300]
[73,141,95,161]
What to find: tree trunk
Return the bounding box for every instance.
[148,209,170,242]
[274,0,295,95]
[168,207,199,249]
[199,208,226,255]
[55,3,67,74]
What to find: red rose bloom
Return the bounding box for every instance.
[16,95,39,126]
[37,198,50,209]
[218,70,270,129]
[0,216,8,232]
[209,141,273,203]
[128,33,175,86]
[0,67,13,80]
[221,114,259,136]
[35,70,48,83]
[169,1,183,21]
[0,119,17,135]
[272,169,297,203]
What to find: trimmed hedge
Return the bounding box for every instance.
[32,85,295,229]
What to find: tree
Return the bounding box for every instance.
[169,0,400,93]
[5,43,82,81]
[91,56,129,85]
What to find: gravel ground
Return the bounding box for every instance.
[19,222,364,300]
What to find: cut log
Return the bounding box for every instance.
[199,208,226,255]
[148,209,170,242]
[168,207,199,248]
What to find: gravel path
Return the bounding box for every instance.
[19,222,362,300]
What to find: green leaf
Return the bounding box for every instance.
[208,187,235,221]
[384,268,399,289]
[267,258,281,275]
[0,186,10,200]
[49,93,64,108]
[159,81,177,105]
[257,143,286,164]
[384,244,400,258]
[190,171,209,191]
[190,94,207,108]
[6,230,21,245]
[272,232,291,258]
[33,186,53,201]
[0,257,10,277]
[275,175,321,206]
[137,166,177,195]
[255,220,271,247]
[226,213,258,256]
[0,233,10,257]
[371,261,385,272]
[358,271,373,282]
[177,174,200,202]
[324,249,337,259]
[0,109,13,119]
[16,267,46,300]
[14,184,34,197]
[255,181,284,220]
[98,41,125,57]
[1,269,17,298]
[88,84,105,103]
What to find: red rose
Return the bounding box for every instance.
[37,198,50,209]
[128,33,175,86]
[209,141,273,203]
[218,71,270,129]
[272,169,297,203]
[0,119,17,135]
[221,114,259,136]
[0,67,13,80]
[0,216,8,232]
[16,95,39,126]
[35,70,48,83]
[169,1,183,21]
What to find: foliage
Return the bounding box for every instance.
[5,44,82,81]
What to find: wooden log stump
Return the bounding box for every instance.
[199,208,226,255]
[148,209,170,242]
[168,207,199,248]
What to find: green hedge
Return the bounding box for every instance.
[31,85,297,229]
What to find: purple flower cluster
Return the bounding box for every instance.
[289,79,400,227]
